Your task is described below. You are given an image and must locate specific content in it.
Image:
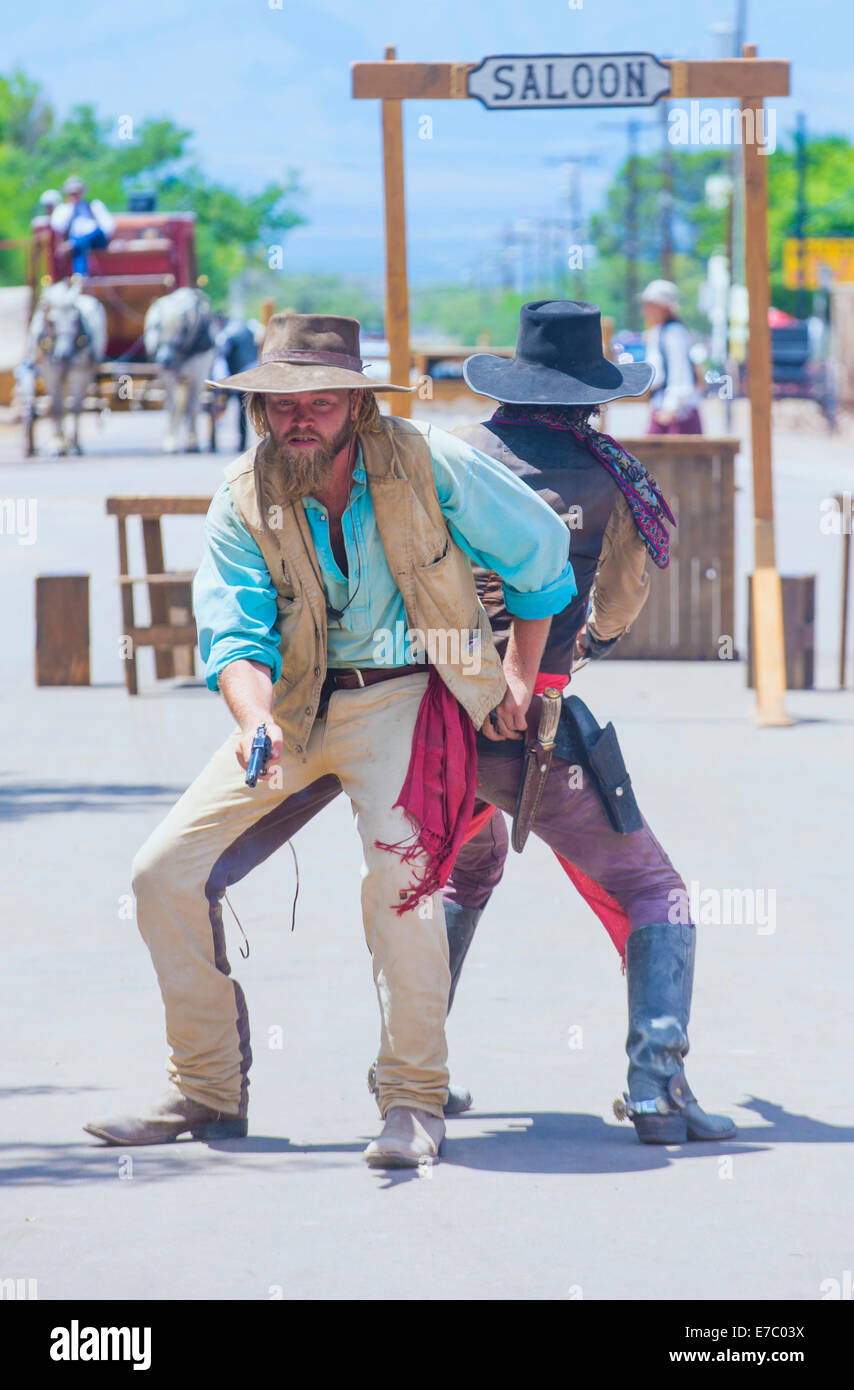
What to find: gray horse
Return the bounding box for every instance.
[25,278,107,455]
[144,288,215,453]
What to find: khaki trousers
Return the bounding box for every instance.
[131,672,449,1120]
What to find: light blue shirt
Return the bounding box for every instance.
[194,423,576,690]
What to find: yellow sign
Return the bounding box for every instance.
[783,237,854,289]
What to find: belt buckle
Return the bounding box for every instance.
[337,668,365,688]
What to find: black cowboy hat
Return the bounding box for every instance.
[463,300,654,406]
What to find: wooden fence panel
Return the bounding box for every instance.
[607,437,739,660]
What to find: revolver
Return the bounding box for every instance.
[245,723,272,788]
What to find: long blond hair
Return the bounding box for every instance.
[243,388,383,442]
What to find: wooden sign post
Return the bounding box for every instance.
[380,47,412,418]
[739,43,792,724]
[353,45,792,725]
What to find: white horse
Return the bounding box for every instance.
[26,278,107,455]
[144,288,215,453]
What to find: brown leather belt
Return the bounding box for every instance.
[328,665,423,690]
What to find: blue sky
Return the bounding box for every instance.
[10,0,853,283]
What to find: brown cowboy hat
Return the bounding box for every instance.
[206,312,413,394]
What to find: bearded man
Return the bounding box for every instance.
[83,313,575,1167]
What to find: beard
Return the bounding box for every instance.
[258,417,355,505]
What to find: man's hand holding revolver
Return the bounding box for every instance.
[220,658,284,783]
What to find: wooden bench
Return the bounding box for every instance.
[106,496,212,695]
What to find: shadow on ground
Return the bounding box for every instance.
[0,784,186,820]
[0,1086,110,1099]
[373,1095,854,1186]
[6,1097,850,1187]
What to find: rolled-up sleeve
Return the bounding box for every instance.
[428,426,576,619]
[192,484,281,691]
[588,492,651,643]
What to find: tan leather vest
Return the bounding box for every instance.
[223,416,506,758]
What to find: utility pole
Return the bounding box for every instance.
[731,0,748,287]
[544,152,602,298]
[794,111,808,319]
[568,167,585,297]
[659,99,674,280]
[515,221,533,293]
[626,120,641,330]
[500,227,515,291]
[596,118,661,326]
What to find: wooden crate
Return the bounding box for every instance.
[36,575,90,685]
[608,437,739,661]
[747,575,815,690]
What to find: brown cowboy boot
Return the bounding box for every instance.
[363,1107,445,1168]
[83,1090,247,1146]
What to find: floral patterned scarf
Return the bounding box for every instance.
[490,404,676,569]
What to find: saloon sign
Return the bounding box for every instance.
[467,52,672,110]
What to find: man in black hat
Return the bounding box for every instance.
[434,300,734,1143]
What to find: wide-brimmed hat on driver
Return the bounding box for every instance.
[207,313,413,394]
[463,300,654,406]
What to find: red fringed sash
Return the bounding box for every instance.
[376,667,632,965]
[375,668,477,915]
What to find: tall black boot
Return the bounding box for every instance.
[446,900,483,1011]
[440,901,482,1114]
[367,900,482,1117]
[615,922,736,1144]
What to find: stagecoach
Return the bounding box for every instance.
[21,200,217,454]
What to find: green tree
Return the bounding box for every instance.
[586,129,854,325]
[0,67,304,304]
[587,145,729,332]
[765,134,854,314]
